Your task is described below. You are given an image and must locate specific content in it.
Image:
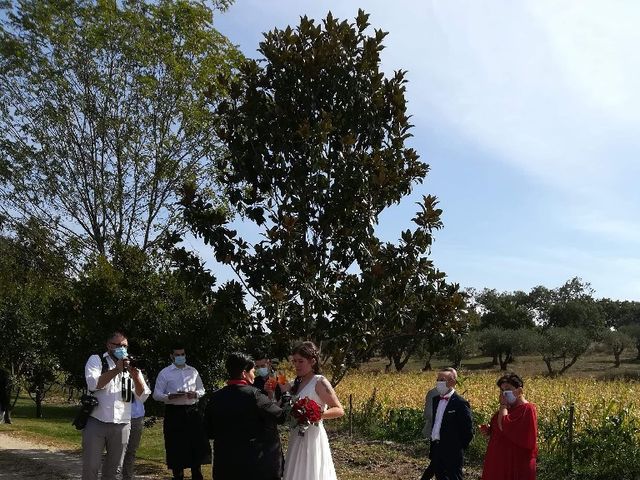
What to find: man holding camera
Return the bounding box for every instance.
[82,331,150,480]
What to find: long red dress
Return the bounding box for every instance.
[481,402,538,480]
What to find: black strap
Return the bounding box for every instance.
[100,354,109,374]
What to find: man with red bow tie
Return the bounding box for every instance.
[421,367,473,480]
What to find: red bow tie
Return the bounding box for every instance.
[440,396,449,401]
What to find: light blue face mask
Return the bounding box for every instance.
[503,390,517,404]
[173,355,186,366]
[256,367,269,378]
[113,347,128,360]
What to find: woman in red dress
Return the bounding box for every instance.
[480,373,538,480]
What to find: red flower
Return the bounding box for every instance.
[289,397,322,435]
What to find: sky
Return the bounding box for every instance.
[196,0,640,301]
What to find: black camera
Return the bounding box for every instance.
[124,356,146,371]
[72,394,99,430]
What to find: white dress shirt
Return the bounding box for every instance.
[152,364,205,405]
[431,388,455,441]
[85,353,151,424]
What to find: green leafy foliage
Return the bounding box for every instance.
[536,327,591,376]
[183,10,462,384]
[600,329,633,367]
[477,327,537,370]
[0,220,70,417]
[539,401,640,480]
[0,0,242,258]
[52,245,254,393]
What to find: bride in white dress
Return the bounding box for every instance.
[282,341,344,480]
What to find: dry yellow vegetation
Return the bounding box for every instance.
[335,370,639,425]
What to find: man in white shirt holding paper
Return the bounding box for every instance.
[82,331,150,480]
[153,344,209,480]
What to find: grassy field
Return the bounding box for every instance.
[2,349,639,479]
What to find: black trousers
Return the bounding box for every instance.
[420,461,435,480]
[429,441,464,480]
[163,404,210,474]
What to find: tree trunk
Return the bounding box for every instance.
[498,353,508,370]
[544,358,554,376]
[393,354,409,372]
[384,356,393,373]
[492,354,498,366]
[614,348,623,368]
[558,354,581,375]
[422,354,433,371]
[35,389,44,419]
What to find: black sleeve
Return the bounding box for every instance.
[460,399,474,449]
[253,375,266,393]
[254,389,287,424]
[203,396,216,439]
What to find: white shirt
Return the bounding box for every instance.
[152,364,205,405]
[85,353,151,424]
[431,388,455,441]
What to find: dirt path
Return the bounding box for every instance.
[0,432,82,479]
[0,432,161,479]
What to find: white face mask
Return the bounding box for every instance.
[435,381,449,396]
[503,390,517,404]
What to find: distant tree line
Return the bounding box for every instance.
[421,278,640,376]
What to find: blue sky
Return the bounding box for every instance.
[196,0,640,301]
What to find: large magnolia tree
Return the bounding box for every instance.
[183,11,464,384]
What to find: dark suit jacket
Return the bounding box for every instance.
[205,384,286,480]
[430,392,473,458]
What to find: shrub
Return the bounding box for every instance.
[538,401,640,480]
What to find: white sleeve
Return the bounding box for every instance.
[195,371,205,398]
[152,369,169,403]
[85,355,103,391]
[135,374,152,403]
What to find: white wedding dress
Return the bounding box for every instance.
[283,375,338,480]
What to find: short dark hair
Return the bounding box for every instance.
[107,330,127,342]
[171,342,185,353]
[225,352,255,379]
[252,350,269,361]
[497,373,523,389]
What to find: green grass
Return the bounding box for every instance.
[1,396,169,476]
[2,398,82,448]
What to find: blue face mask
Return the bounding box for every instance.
[503,390,517,404]
[173,355,186,366]
[256,367,269,378]
[113,347,128,360]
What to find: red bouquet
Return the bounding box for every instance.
[289,397,323,436]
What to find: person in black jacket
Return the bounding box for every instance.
[424,367,473,480]
[205,352,287,480]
